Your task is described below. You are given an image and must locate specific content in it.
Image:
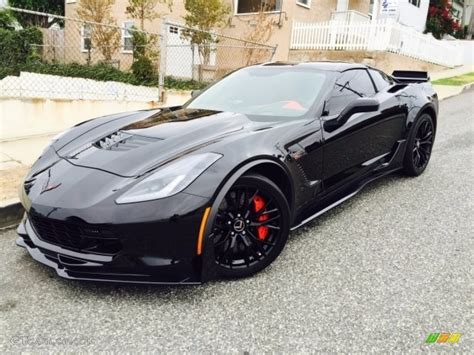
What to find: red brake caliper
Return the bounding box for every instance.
[253,195,269,240]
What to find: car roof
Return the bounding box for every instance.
[258,61,367,72]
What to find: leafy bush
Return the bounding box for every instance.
[22,62,137,82]
[425,0,464,39]
[132,30,148,58]
[164,76,208,91]
[131,56,156,83]
[0,10,16,30]
[8,0,64,28]
[0,27,43,66]
[129,29,160,84]
[0,60,208,91]
[0,65,19,78]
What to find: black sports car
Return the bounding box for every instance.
[17,62,437,284]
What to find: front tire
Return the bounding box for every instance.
[402,114,435,176]
[210,174,290,278]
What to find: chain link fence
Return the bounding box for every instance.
[0,7,277,103]
[162,21,277,84]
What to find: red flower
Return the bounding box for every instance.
[428,6,438,17]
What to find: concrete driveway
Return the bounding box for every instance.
[0,89,472,353]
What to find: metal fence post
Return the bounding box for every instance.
[158,19,168,102]
[270,44,278,61]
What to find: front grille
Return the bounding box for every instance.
[29,213,122,255]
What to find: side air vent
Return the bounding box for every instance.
[94,131,159,151]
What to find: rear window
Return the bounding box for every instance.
[369,69,394,91]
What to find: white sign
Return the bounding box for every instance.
[380,0,399,19]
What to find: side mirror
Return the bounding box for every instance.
[339,97,379,122]
[191,90,202,98]
[324,98,379,132]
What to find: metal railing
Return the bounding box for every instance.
[330,10,370,24]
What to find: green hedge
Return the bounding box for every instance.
[164,76,208,91]
[0,61,208,91]
[0,25,209,91]
[23,62,142,84]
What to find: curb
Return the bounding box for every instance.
[461,83,473,93]
[0,199,23,230]
[436,82,473,101]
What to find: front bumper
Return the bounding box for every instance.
[17,154,221,284]
[16,209,212,285]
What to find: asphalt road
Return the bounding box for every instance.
[1,89,473,353]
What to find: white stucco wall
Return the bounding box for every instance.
[398,0,430,32]
[0,91,191,141]
[0,72,161,102]
[459,40,474,65]
[377,0,429,31]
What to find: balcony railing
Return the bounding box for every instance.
[330,10,370,24]
[291,19,463,67]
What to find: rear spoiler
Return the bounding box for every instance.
[391,70,430,83]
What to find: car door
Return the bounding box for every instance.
[321,69,405,191]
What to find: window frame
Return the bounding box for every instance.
[325,69,377,116]
[296,0,311,9]
[81,24,92,53]
[408,0,421,8]
[367,68,394,92]
[169,25,179,34]
[234,0,283,15]
[337,69,377,96]
[122,21,135,54]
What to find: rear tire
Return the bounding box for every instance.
[402,113,435,176]
[210,174,290,278]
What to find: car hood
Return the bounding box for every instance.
[56,108,283,177]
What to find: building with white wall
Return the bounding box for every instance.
[371,0,430,32]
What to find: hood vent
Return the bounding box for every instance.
[24,178,36,194]
[94,131,159,152]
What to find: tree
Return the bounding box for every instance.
[0,10,16,30]
[130,30,159,83]
[243,2,277,65]
[9,0,64,28]
[425,0,463,39]
[183,0,230,65]
[77,0,120,61]
[125,0,173,30]
[125,0,171,77]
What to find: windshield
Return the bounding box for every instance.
[186,67,330,118]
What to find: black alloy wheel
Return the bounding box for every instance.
[403,114,435,176]
[210,174,290,278]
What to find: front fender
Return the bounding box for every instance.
[185,155,292,202]
[197,157,293,283]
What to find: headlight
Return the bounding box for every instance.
[115,153,222,204]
